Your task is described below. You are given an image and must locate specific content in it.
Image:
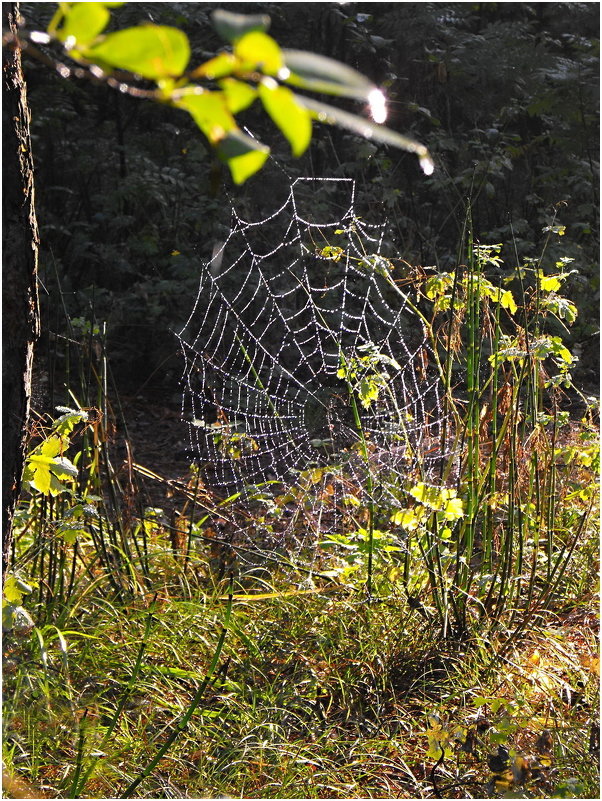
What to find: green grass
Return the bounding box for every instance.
[3,226,599,798]
[3,565,599,798]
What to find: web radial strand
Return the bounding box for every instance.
[177,176,453,560]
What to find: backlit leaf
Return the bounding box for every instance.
[86,25,190,80]
[539,274,562,292]
[220,78,258,113]
[259,83,311,156]
[442,497,464,521]
[177,91,237,144]
[294,96,434,174]
[282,49,375,100]
[190,52,237,80]
[234,31,283,75]
[3,576,33,605]
[216,130,270,184]
[499,289,517,314]
[390,508,424,531]
[212,9,270,44]
[358,376,381,408]
[59,2,109,45]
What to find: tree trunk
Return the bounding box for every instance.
[2,3,40,575]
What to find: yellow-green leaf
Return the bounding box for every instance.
[190,52,238,80]
[390,508,423,531]
[500,289,517,314]
[177,91,237,144]
[31,460,52,494]
[86,25,190,80]
[234,31,283,75]
[3,576,32,605]
[220,78,258,113]
[258,83,311,156]
[38,436,64,458]
[442,497,464,521]
[358,376,380,408]
[539,274,562,292]
[217,129,270,184]
[59,2,109,45]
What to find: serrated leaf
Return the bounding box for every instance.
[258,83,311,156]
[294,96,434,173]
[234,31,283,75]
[86,25,190,80]
[177,91,237,144]
[282,49,375,100]
[212,9,270,44]
[59,2,109,45]
[217,130,270,184]
[499,289,517,314]
[54,408,87,436]
[540,274,562,292]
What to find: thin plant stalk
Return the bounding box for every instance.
[119,583,234,799]
[71,600,157,797]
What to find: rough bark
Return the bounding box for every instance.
[2,3,40,574]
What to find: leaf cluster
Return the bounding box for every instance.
[33,3,432,183]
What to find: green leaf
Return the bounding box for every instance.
[220,78,258,114]
[357,376,380,409]
[234,31,283,75]
[86,25,190,80]
[177,91,237,144]
[258,82,311,156]
[3,602,34,632]
[25,436,78,495]
[294,96,434,174]
[58,2,109,45]
[282,49,375,101]
[58,526,88,545]
[212,9,270,44]
[217,130,270,184]
[50,457,79,480]
[3,576,33,605]
[543,296,578,324]
[54,408,88,436]
[191,52,237,80]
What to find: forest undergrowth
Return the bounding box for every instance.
[3,227,599,800]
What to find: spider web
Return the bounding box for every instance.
[177,171,452,570]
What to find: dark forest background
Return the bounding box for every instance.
[21,2,600,405]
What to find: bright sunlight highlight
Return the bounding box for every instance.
[368,88,387,124]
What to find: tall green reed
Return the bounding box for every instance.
[310,216,594,639]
